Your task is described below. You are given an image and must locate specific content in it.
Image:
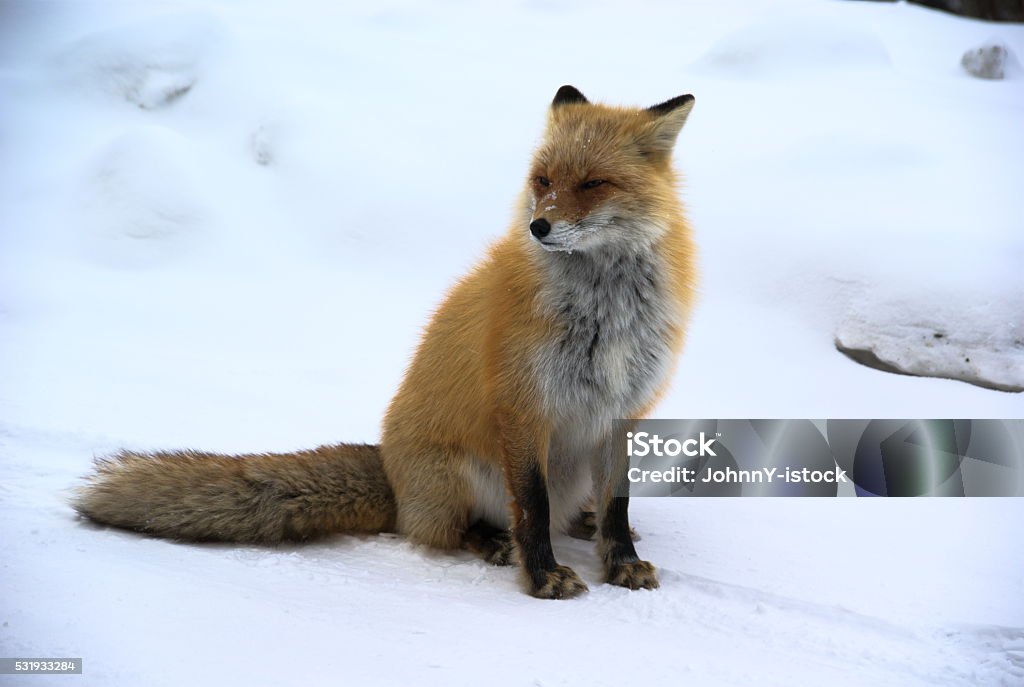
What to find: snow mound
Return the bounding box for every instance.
[692,14,890,78]
[56,12,224,109]
[835,294,1024,393]
[77,126,207,267]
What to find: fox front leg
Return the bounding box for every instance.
[501,422,588,599]
[593,430,659,590]
[509,462,588,599]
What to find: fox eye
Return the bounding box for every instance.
[581,179,605,190]
[536,176,551,187]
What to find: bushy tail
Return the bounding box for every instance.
[74,443,396,544]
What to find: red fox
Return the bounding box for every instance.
[75,85,698,599]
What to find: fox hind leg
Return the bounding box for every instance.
[463,520,515,566]
[567,509,640,542]
[388,447,517,566]
[567,510,597,540]
[388,447,473,551]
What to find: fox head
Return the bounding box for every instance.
[525,85,694,254]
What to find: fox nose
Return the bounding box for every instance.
[530,218,551,239]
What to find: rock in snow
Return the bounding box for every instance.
[961,41,1013,80]
[835,296,1024,393]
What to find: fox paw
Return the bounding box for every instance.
[607,560,659,590]
[529,565,589,600]
[464,523,516,566]
[567,511,597,540]
[483,530,516,567]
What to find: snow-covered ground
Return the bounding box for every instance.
[1,1,1022,685]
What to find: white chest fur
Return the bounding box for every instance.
[533,246,678,437]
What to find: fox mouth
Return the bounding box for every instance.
[536,238,571,252]
[533,227,582,252]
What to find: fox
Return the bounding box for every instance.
[74,85,698,599]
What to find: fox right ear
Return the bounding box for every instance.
[552,85,588,108]
[639,94,695,157]
[647,94,695,119]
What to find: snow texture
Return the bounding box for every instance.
[1,1,1023,685]
[691,14,892,78]
[55,12,223,109]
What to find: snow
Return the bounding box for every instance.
[1,0,1023,685]
[691,13,892,78]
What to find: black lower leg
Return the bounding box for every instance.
[599,494,659,590]
[600,496,639,566]
[513,465,558,588]
[509,463,588,599]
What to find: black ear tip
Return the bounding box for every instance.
[552,85,589,107]
[648,94,695,116]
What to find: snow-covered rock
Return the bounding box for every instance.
[835,294,1024,393]
[961,41,1016,80]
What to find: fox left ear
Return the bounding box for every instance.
[552,85,589,108]
[640,94,695,157]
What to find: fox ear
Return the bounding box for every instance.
[552,85,588,108]
[647,94,695,118]
[640,94,695,157]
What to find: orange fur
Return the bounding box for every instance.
[75,86,698,599]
